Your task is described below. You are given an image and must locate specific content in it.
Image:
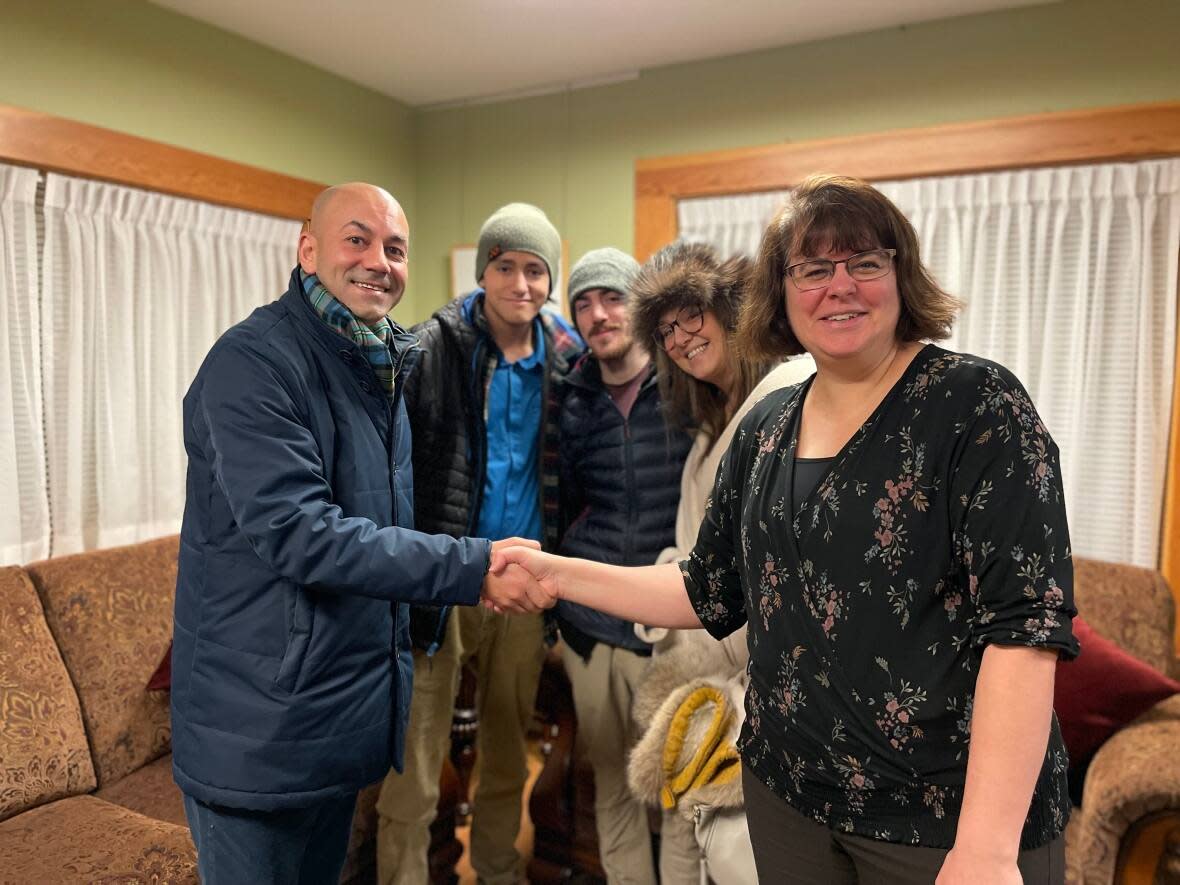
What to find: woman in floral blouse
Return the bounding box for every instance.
[495,175,1078,884]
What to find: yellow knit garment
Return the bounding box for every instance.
[659,684,742,809]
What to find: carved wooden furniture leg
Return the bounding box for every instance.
[450,663,479,823]
[426,662,479,885]
[527,646,606,884]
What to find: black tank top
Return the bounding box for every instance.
[792,456,834,515]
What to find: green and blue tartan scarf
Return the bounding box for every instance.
[302,270,396,400]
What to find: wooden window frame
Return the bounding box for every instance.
[634,101,1180,633]
[0,102,323,220]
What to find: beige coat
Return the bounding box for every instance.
[634,356,817,655]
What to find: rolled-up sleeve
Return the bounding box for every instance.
[680,436,748,641]
[950,366,1079,659]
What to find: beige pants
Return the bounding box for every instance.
[560,641,657,885]
[376,605,546,885]
[659,806,703,884]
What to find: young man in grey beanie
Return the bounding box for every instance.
[376,203,582,885]
[553,247,692,884]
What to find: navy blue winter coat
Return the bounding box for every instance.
[172,269,490,811]
[555,357,691,652]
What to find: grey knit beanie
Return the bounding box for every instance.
[567,247,640,313]
[475,202,561,294]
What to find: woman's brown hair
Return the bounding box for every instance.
[739,174,961,361]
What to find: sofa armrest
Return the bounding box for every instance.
[1073,695,1180,885]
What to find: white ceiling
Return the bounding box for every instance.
[151,0,1053,108]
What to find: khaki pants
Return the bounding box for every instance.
[659,805,702,885]
[377,605,546,885]
[560,642,656,885]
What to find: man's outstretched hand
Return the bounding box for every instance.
[481,538,552,614]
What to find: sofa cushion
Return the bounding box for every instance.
[95,755,380,882]
[0,566,96,822]
[95,753,186,827]
[1065,695,1180,885]
[1072,557,1177,678]
[147,640,172,691]
[1055,616,1180,762]
[25,536,178,786]
[0,793,196,883]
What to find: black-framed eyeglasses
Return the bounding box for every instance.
[785,248,897,291]
[653,305,705,349]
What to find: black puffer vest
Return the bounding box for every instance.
[555,357,691,652]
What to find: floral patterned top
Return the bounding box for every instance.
[680,345,1079,849]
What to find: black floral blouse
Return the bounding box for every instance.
[681,345,1079,849]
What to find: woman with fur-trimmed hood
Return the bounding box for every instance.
[626,241,815,883]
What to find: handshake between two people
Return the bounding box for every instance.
[478,542,691,629]
[479,538,558,615]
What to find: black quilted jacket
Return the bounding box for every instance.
[554,356,691,652]
[401,292,581,652]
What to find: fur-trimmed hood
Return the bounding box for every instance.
[629,241,750,361]
[627,629,750,818]
[627,675,746,820]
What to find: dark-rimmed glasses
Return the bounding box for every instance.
[785,248,897,291]
[653,305,704,349]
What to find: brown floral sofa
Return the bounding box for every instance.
[1064,558,1180,885]
[0,536,379,884]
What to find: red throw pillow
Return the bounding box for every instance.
[1054,616,1180,762]
[147,639,172,691]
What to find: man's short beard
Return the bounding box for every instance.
[592,335,636,362]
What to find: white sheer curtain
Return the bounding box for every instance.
[679,191,789,260]
[0,164,50,565]
[40,174,301,555]
[677,159,1180,568]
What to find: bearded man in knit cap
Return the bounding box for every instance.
[552,248,692,883]
[376,202,582,885]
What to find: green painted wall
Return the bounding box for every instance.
[3,0,1179,324]
[410,0,1180,319]
[0,0,427,316]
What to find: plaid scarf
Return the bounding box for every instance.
[302,271,396,400]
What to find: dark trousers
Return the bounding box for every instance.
[742,766,1065,885]
[183,792,357,885]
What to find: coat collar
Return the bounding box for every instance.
[564,351,657,393]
